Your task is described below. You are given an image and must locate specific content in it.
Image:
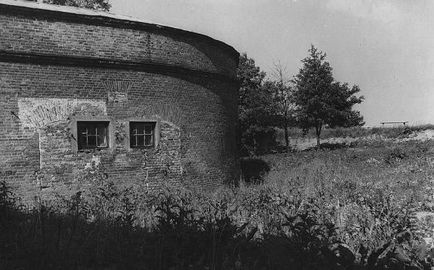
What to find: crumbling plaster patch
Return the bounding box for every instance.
[17,98,107,173]
[18,98,107,131]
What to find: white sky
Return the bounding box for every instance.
[111,0,434,126]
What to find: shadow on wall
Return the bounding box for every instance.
[240,157,270,184]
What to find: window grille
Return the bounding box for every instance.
[130,122,156,148]
[77,121,109,150]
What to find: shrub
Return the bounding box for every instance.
[384,147,408,164]
[241,127,278,156]
[240,157,271,184]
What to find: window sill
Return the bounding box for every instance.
[77,147,110,153]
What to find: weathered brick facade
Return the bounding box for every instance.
[0,0,240,203]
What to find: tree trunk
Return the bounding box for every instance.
[284,111,289,151]
[315,122,322,148]
[284,124,289,151]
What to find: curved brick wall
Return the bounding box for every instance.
[0,1,240,203]
[0,1,238,78]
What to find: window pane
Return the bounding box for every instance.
[87,135,96,146]
[97,132,107,147]
[78,126,86,134]
[137,135,144,146]
[137,123,145,134]
[87,126,97,135]
[144,124,153,134]
[77,121,109,150]
[78,131,87,149]
[145,134,153,146]
[130,135,137,147]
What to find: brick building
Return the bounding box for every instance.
[0,0,240,203]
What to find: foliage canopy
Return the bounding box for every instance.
[238,53,277,155]
[292,45,364,146]
[263,66,295,150]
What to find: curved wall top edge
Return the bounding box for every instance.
[0,0,239,58]
[0,0,240,78]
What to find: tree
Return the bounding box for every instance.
[265,63,295,151]
[292,45,364,147]
[238,53,277,155]
[42,0,111,11]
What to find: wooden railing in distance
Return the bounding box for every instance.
[380,121,408,127]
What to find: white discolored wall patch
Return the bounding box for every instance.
[84,155,101,169]
[161,120,180,130]
[18,98,107,130]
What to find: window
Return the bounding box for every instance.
[130,122,156,148]
[77,121,109,150]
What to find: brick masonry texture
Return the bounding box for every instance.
[0,1,240,204]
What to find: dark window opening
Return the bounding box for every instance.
[77,121,109,150]
[130,122,156,148]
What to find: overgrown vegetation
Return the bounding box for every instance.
[2,139,434,269]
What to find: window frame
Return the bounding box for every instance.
[77,121,110,150]
[127,119,160,150]
[70,118,113,152]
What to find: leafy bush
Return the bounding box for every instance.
[384,147,409,164]
[240,157,271,184]
[241,127,278,156]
